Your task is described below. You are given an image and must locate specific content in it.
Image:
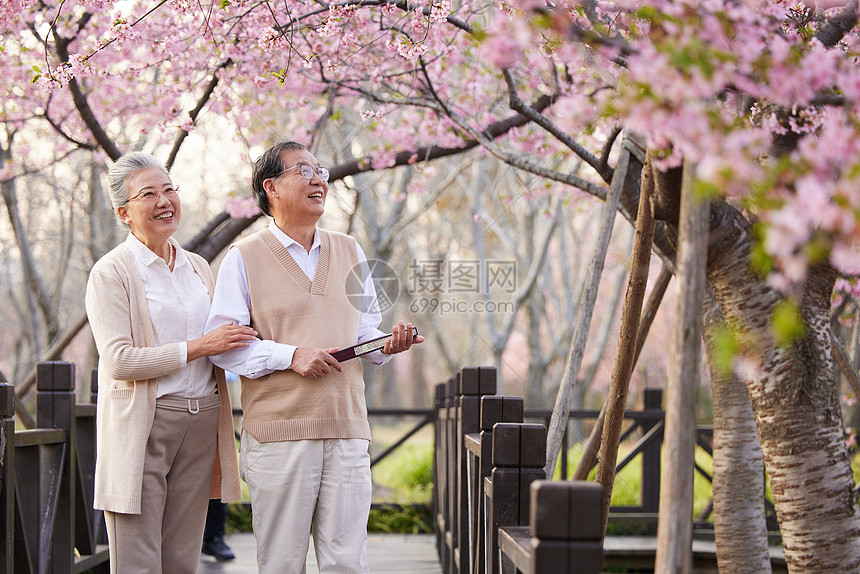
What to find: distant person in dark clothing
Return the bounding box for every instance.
[202,499,235,561]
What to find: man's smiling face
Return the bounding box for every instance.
[266,149,329,225]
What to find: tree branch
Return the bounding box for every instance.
[165,59,234,171]
[53,32,123,161]
[545,135,631,478]
[493,198,560,351]
[41,94,98,151]
[815,0,859,48]
[443,106,609,198]
[329,93,553,178]
[503,68,612,182]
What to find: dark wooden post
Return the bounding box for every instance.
[530,481,604,574]
[439,377,454,573]
[472,396,522,574]
[1,383,15,573]
[641,388,663,513]
[445,374,458,574]
[434,381,448,568]
[90,367,99,404]
[74,367,103,556]
[485,422,546,574]
[37,361,76,574]
[456,367,495,574]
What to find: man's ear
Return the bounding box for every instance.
[263,178,277,197]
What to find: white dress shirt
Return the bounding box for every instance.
[123,233,216,398]
[205,222,390,379]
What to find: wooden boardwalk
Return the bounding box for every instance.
[198,533,443,573]
[197,533,786,573]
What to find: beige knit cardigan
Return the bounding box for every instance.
[85,244,241,514]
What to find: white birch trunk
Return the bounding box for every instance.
[703,290,772,573]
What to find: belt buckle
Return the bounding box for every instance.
[188,399,200,414]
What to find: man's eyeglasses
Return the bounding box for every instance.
[127,185,180,203]
[276,164,330,182]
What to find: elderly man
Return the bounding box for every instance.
[205,140,422,574]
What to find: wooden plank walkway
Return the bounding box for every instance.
[198,533,786,573]
[198,533,443,573]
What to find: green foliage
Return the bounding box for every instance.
[372,443,434,502]
[749,222,775,278]
[225,502,254,534]
[367,504,433,534]
[711,324,741,377]
[468,22,487,44]
[772,300,806,347]
[692,177,722,201]
[560,440,715,519]
[369,438,434,532]
[851,450,860,485]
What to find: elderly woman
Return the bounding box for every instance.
[85,151,257,573]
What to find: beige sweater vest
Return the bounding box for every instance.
[236,228,370,443]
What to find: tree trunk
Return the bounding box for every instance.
[707,202,860,572]
[703,289,772,574]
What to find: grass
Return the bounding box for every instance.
[371,442,434,503]
[368,504,433,534]
[553,441,715,518]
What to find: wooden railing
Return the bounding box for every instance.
[1,362,109,574]
[1,361,443,573]
[433,366,674,574]
[3,361,774,573]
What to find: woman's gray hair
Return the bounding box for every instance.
[107,152,169,228]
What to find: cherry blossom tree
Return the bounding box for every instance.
[3,0,860,570]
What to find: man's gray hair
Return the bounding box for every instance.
[252,141,308,217]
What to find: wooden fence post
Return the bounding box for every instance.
[90,367,99,405]
[471,396,522,574]
[37,361,76,574]
[529,481,604,574]
[456,367,496,574]
[1,383,15,573]
[486,423,546,574]
[446,374,458,574]
[434,381,448,570]
[641,388,663,513]
[74,367,105,558]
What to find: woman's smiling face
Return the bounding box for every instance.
[117,167,181,248]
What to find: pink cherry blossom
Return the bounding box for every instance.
[225,197,262,219]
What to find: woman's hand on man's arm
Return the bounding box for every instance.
[187,323,258,363]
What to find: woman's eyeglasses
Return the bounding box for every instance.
[127,185,180,203]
